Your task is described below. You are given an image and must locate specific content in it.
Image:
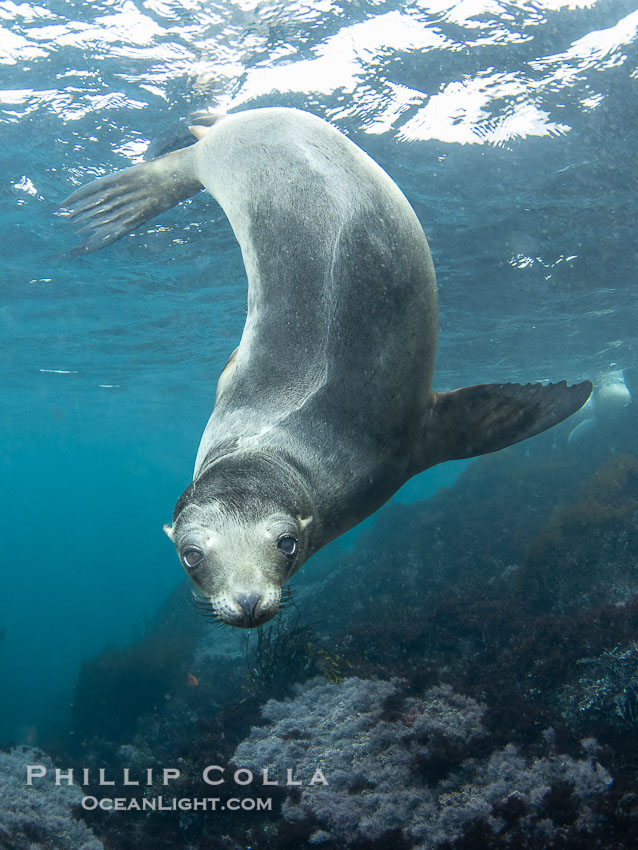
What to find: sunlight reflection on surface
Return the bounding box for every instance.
[1,0,634,149]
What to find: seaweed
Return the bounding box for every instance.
[244,613,324,700]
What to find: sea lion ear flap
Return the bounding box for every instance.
[188,125,211,141]
[163,523,175,542]
[414,380,593,472]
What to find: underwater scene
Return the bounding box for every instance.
[1,0,638,847]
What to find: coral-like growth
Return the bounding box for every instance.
[0,746,103,850]
[233,677,611,847]
[561,640,638,729]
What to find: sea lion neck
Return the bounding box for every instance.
[173,447,317,529]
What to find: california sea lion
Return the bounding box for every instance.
[62,107,591,628]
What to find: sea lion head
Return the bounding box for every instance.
[164,452,315,628]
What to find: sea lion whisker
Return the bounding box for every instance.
[203,609,226,628]
[198,612,225,627]
[191,591,215,609]
[278,590,296,614]
[193,599,214,611]
[193,603,223,623]
[190,591,225,625]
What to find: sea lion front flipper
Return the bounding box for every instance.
[416,379,593,470]
[61,145,202,255]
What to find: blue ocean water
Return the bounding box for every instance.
[1,0,637,762]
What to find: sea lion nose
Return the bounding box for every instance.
[235,593,261,620]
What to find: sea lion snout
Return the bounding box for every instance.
[206,580,283,627]
[187,556,285,627]
[236,592,261,620]
[220,587,281,628]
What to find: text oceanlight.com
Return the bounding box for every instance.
[81,796,273,812]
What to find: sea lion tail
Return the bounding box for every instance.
[60,145,202,255]
[415,379,593,470]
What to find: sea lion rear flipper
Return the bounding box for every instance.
[416,379,593,470]
[61,145,202,255]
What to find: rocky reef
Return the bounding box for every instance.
[0,747,103,850]
[234,677,611,847]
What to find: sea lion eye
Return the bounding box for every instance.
[182,547,204,569]
[277,534,298,558]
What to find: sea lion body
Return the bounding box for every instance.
[62,107,591,628]
[191,110,436,541]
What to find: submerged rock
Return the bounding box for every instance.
[0,746,103,850]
